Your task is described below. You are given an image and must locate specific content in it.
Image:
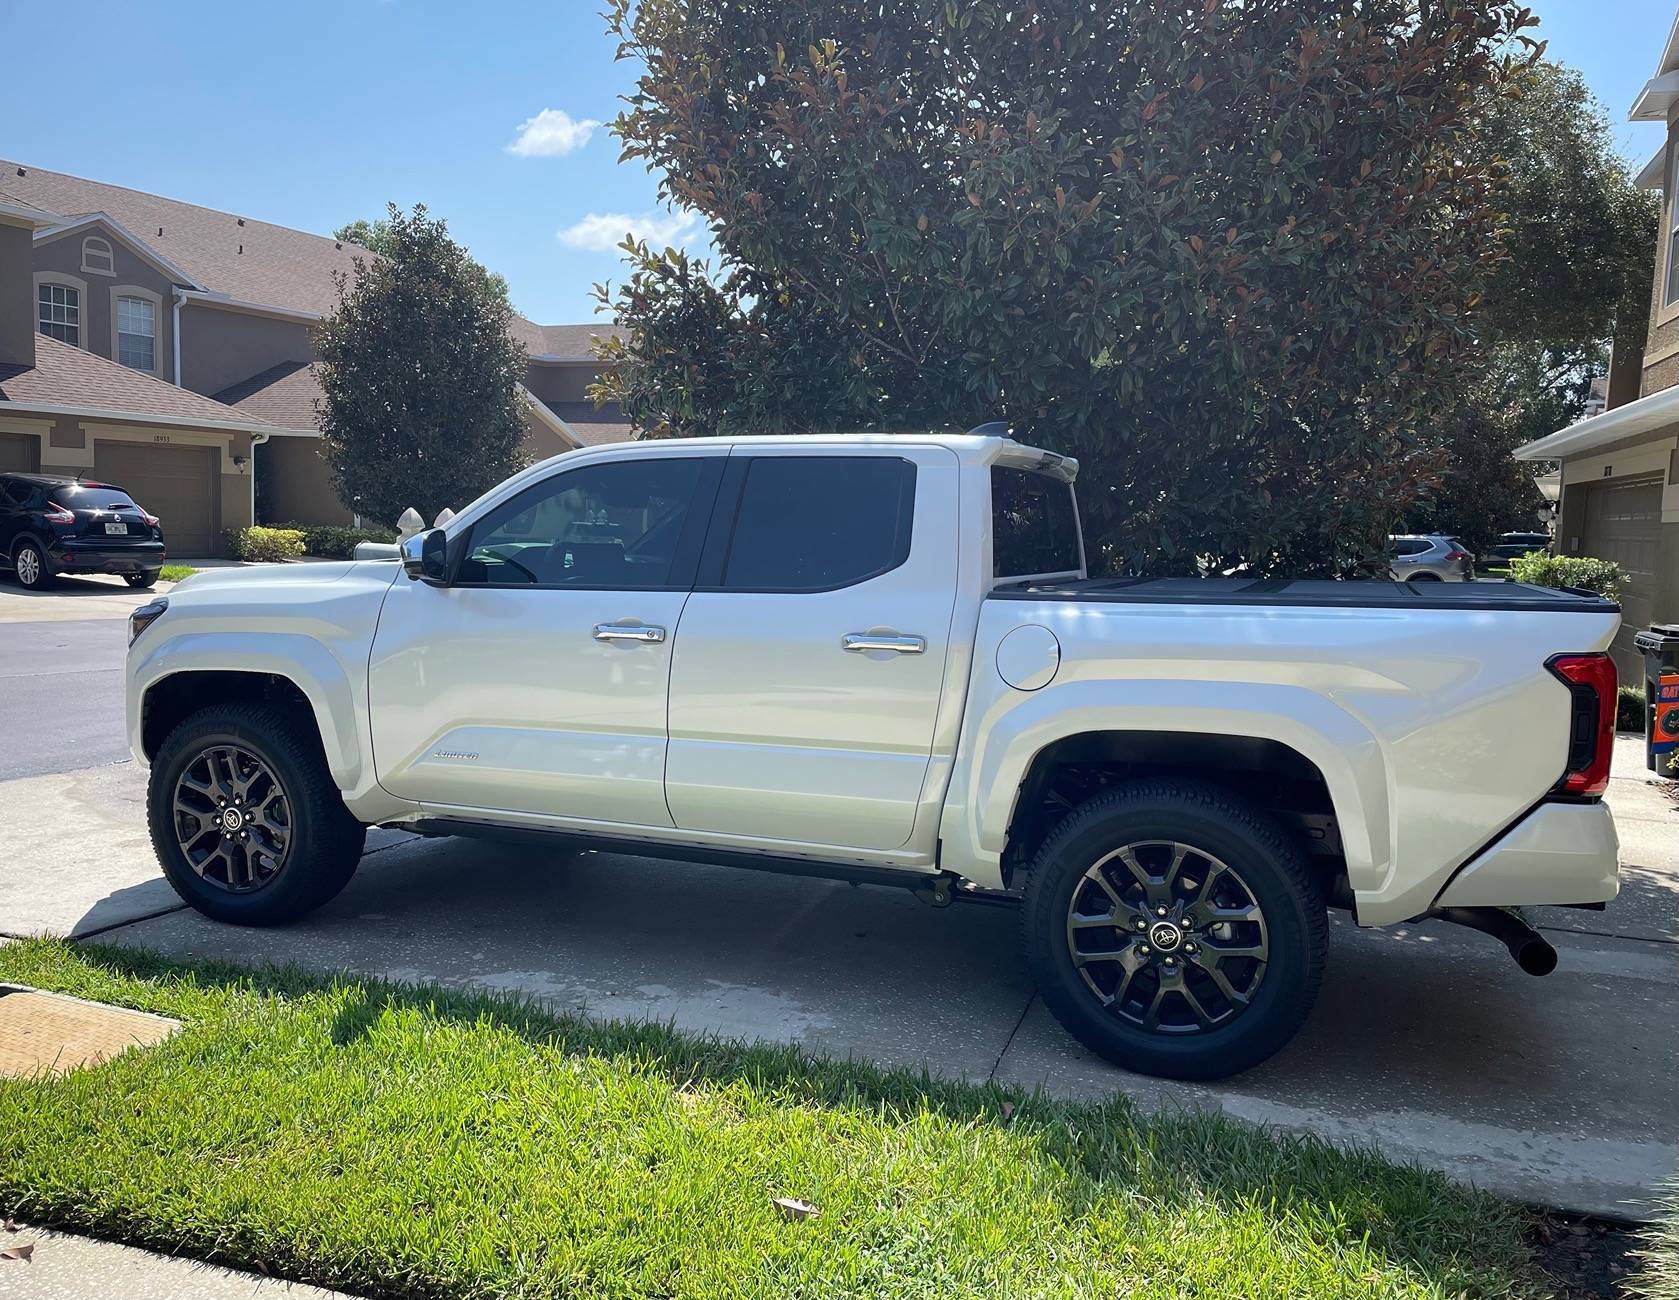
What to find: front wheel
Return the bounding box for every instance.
[1019,780,1326,1080]
[147,703,366,925]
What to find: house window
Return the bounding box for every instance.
[1667,147,1679,306]
[116,296,157,371]
[81,236,116,276]
[38,283,80,346]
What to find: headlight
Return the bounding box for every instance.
[129,597,169,646]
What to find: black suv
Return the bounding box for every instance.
[0,473,166,590]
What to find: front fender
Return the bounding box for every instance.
[129,631,369,795]
[937,677,1391,900]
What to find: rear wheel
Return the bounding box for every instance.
[147,703,366,925]
[13,540,50,590]
[1019,780,1326,1080]
[125,571,158,589]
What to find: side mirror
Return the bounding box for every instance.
[401,528,450,585]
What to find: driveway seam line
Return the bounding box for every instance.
[1539,923,1679,948]
[987,992,1036,1084]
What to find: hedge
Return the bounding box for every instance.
[1506,552,1631,603]
[277,522,399,559]
[225,527,305,563]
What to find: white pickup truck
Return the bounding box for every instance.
[126,433,1623,1079]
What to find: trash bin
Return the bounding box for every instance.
[1633,623,1679,778]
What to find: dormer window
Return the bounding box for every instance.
[38,283,80,346]
[81,236,116,276]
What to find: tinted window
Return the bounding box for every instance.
[49,486,137,510]
[721,456,916,591]
[459,458,704,588]
[0,480,29,507]
[992,466,1081,577]
[1390,539,1429,557]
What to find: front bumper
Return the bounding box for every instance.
[51,539,166,574]
[1432,799,1620,910]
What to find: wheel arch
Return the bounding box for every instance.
[937,680,1391,900]
[131,634,367,794]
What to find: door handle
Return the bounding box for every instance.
[593,623,666,644]
[842,633,925,654]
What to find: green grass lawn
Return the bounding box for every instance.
[0,939,1547,1300]
[158,564,198,582]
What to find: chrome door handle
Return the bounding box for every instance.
[593,623,666,644]
[842,633,925,654]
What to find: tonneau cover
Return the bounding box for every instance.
[990,576,1619,614]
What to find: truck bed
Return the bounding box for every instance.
[990,576,1619,613]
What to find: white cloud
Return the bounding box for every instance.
[507,109,599,158]
[557,210,701,252]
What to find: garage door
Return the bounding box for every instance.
[1579,474,1663,677]
[0,433,37,472]
[92,440,219,557]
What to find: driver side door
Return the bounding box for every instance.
[368,452,723,827]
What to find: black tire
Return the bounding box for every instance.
[147,702,366,926]
[13,539,51,590]
[1019,780,1326,1081]
[1406,572,1443,583]
[125,571,159,589]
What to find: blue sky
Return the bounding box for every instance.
[0,0,1671,325]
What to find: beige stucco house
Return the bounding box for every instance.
[1514,11,1679,679]
[0,159,631,554]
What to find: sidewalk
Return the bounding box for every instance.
[0,1226,353,1299]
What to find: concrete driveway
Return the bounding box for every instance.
[1,604,1675,1221]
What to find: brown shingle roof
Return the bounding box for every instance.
[549,400,635,446]
[536,324,626,358]
[0,160,556,354]
[214,361,321,433]
[0,334,273,428]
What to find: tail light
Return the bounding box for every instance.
[141,510,160,527]
[44,502,74,525]
[1546,653,1616,797]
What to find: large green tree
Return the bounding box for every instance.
[316,204,529,526]
[1403,62,1659,550]
[595,0,1537,575]
[334,216,513,306]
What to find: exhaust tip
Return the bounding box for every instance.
[1516,939,1558,978]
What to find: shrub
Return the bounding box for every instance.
[1619,685,1648,734]
[270,522,399,559]
[226,527,305,563]
[1507,552,1630,602]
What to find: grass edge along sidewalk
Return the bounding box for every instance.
[0,938,1552,1300]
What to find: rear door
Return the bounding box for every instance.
[664,446,960,852]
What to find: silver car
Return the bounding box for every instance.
[1389,534,1475,582]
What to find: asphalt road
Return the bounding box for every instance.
[0,617,130,780]
[1,605,1676,1220]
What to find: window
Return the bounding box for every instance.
[1390,538,1430,557]
[991,465,1082,578]
[116,295,156,371]
[0,479,29,508]
[720,456,916,591]
[38,283,79,345]
[81,236,115,276]
[1668,146,1679,306]
[459,457,705,588]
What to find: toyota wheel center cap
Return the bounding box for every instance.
[221,808,246,832]
[1148,921,1183,952]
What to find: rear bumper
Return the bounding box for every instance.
[1432,800,1620,910]
[51,539,166,574]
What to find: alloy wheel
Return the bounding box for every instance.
[171,744,293,892]
[1065,840,1269,1034]
[16,547,40,586]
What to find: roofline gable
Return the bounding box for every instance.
[34,212,206,289]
